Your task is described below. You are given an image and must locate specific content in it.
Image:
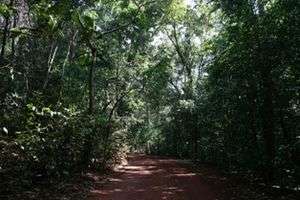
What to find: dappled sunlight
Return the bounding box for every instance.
[2,0,297,199]
[116,164,161,175]
[108,178,123,183]
[90,190,110,195]
[88,155,216,200]
[125,169,152,175]
[174,173,197,177]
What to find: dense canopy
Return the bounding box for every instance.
[0,0,299,199]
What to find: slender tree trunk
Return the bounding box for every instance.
[62,30,78,76]
[102,94,125,167]
[0,10,11,62]
[88,48,96,114]
[62,44,71,77]
[261,68,275,182]
[193,115,198,160]
[58,30,78,101]
[82,46,99,166]
[247,82,258,145]
[101,123,112,169]
[23,63,29,99]
[10,16,17,60]
[279,107,289,142]
[43,43,58,90]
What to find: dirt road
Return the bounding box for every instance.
[88,154,219,200]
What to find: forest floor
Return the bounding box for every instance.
[86,154,298,200]
[88,154,217,200]
[5,154,298,200]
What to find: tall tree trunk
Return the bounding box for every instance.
[0,1,13,62]
[58,30,78,100]
[192,115,198,160]
[168,24,193,99]
[247,81,258,145]
[88,48,96,114]
[43,43,58,90]
[10,16,17,60]
[62,30,78,76]
[82,47,97,167]
[261,68,275,182]
[23,63,29,99]
[279,108,289,142]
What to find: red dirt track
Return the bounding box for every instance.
[88,154,218,200]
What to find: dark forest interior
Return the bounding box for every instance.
[0,0,299,199]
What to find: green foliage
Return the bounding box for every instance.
[0,0,299,197]
[0,3,12,18]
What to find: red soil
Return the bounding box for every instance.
[88,154,219,200]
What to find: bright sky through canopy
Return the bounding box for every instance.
[185,0,196,7]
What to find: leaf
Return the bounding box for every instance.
[48,15,58,30]
[81,9,98,29]
[0,3,11,18]
[166,0,187,21]
[2,127,8,134]
[10,27,29,37]
[84,10,98,20]
[27,104,37,112]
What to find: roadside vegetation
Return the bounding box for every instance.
[0,0,299,199]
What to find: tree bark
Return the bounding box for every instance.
[58,30,78,100]
[247,81,258,145]
[10,16,17,60]
[168,24,193,99]
[88,48,97,114]
[261,68,275,182]
[43,43,58,90]
[0,1,13,62]
[192,115,198,160]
